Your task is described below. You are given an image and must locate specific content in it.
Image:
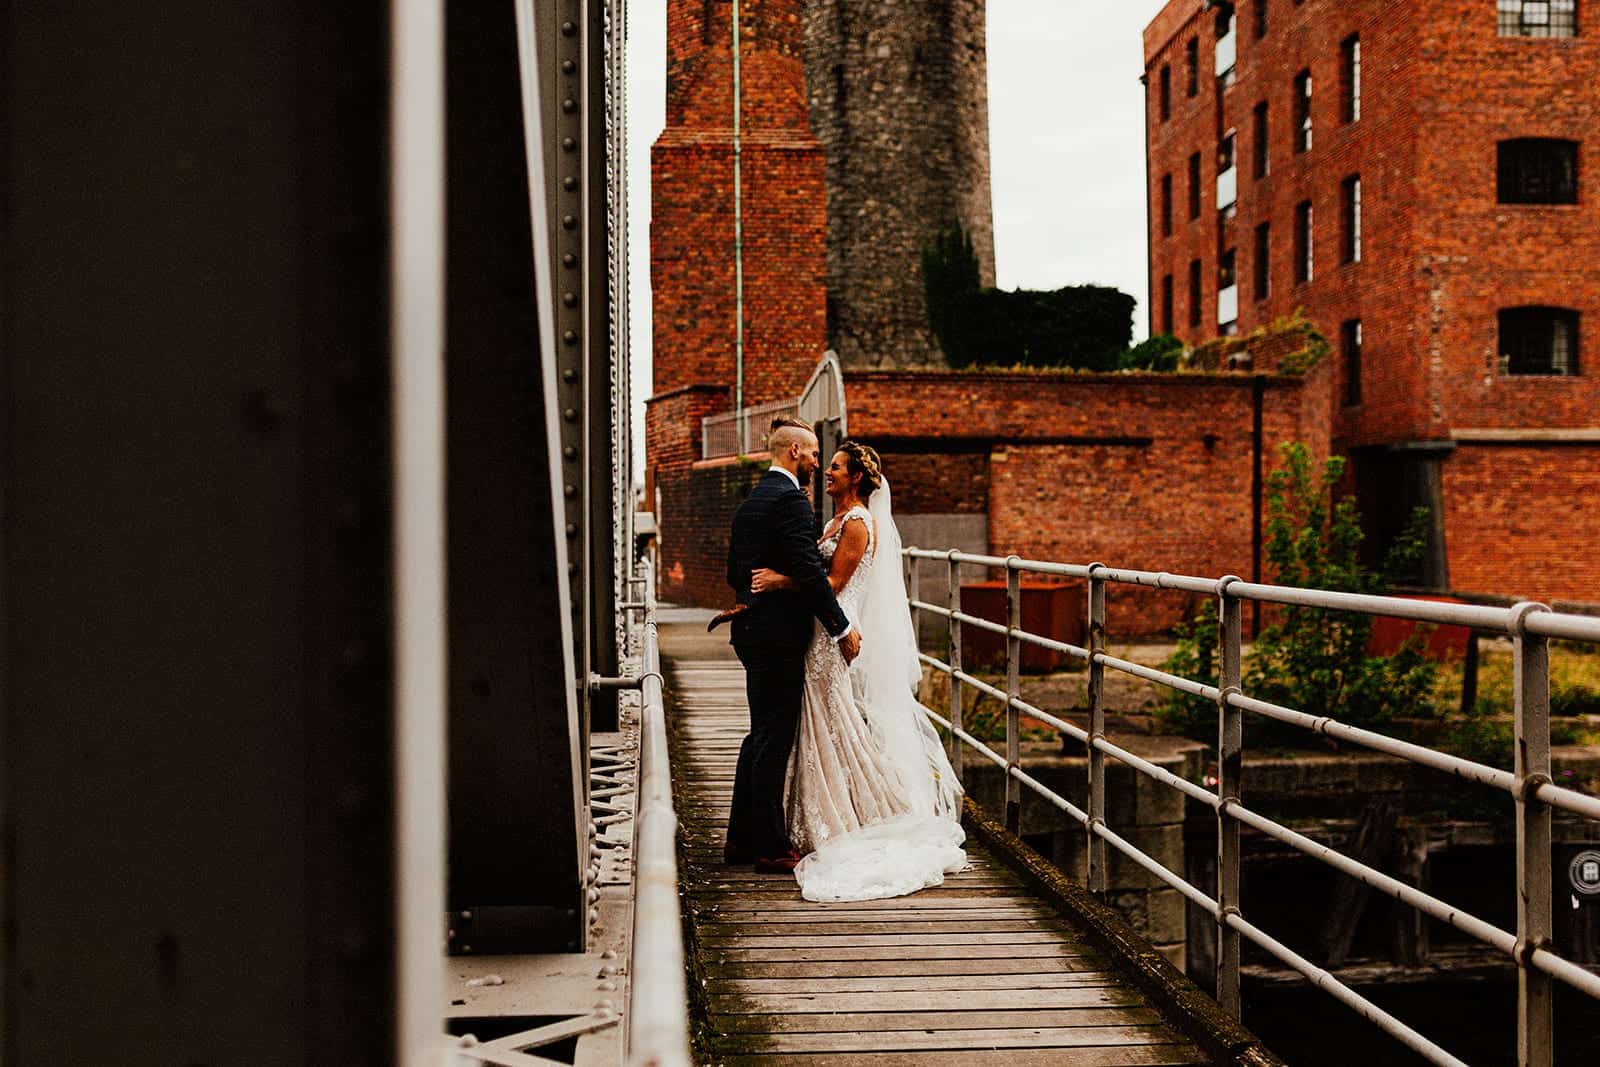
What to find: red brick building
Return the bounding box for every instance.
[1145,0,1599,601]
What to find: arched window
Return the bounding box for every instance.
[1499,306,1580,375]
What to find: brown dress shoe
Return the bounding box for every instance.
[752,850,802,874]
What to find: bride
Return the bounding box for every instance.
[749,440,966,901]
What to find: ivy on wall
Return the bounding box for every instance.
[922,222,1137,370]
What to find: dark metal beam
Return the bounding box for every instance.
[2,4,394,1061]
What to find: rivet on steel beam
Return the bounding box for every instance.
[561,98,577,114]
[563,446,578,459]
[567,523,578,537]
[564,407,578,422]
[562,59,577,75]
[561,20,577,36]
[562,215,577,229]
[562,175,577,191]
[562,368,578,383]
[565,484,577,498]
[562,137,577,152]
[563,329,579,345]
[563,252,578,268]
[562,291,578,307]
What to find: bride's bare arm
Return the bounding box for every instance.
[750,517,870,595]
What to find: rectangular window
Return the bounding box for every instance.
[1500,307,1579,374]
[1159,65,1171,121]
[1186,38,1199,97]
[1294,70,1313,153]
[1189,259,1203,328]
[1498,0,1579,38]
[1161,173,1173,235]
[1219,248,1238,290]
[1253,101,1270,178]
[1254,222,1271,300]
[1294,200,1314,283]
[1342,175,1362,263]
[1162,274,1175,334]
[1255,0,1269,39]
[1342,320,1363,405]
[1189,151,1202,218]
[1341,35,1361,123]
[1498,139,1579,204]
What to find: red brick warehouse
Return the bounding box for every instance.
[1145,0,1600,604]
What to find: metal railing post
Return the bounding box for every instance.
[907,552,921,652]
[947,552,965,788]
[1086,564,1107,894]
[1512,601,1553,1067]
[1216,576,1244,1019]
[1005,559,1023,833]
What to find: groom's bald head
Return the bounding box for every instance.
[768,418,820,480]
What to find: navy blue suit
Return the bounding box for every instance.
[724,468,851,861]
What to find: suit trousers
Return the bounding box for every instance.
[725,640,808,861]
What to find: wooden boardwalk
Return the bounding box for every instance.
[663,619,1210,1066]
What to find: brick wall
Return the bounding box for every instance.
[1441,444,1600,605]
[656,456,769,607]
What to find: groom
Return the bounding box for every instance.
[723,417,862,872]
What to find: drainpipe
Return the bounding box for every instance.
[1140,68,1153,338]
[1251,374,1265,636]
[731,0,746,451]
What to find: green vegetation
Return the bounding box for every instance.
[922,222,1136,371]
[1157,443,1436,747]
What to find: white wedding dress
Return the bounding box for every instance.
[783,482,967,902]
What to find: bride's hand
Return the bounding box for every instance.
[750,567,791,594]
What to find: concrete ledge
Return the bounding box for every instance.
[962,797,1287,1067]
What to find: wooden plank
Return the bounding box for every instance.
[710,1007,1167,1034]
[707,987,1145,1014]
[712,1046,1210,1066]
[698,894,1035,912]
[699,931,1081,948]
[712,956,1108,978]
[709,1023,1187,1054]
[695,907,1054,924]
[709,943,1099,964]
[698,919,1074,937]
[706,972,1129,994]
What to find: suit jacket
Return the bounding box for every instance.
[726,469,851,650]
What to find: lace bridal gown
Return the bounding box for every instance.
[783,487,967,902]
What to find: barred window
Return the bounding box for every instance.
[1340,35,1361,123]
[1341,175,1362,263]
[1500,307,1579,375]
[1189,151,1203,218]
[1342,320,1363,405]
[1294,200,1314,283]
[1498,0,1578,38]
[1253,101,1270,178]
[1497,138,1579,203]
[1254,222,1271,300]
[1294,70,1313,153]
[1189,259,1203,328]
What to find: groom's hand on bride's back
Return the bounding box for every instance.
[840,628,862,664]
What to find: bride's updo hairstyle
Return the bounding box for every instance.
[837,440,883,500]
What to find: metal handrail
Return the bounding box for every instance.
[904,546,1600,1067]
[626,559,692,1067]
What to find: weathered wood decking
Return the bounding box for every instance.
[663,616,1210,1066]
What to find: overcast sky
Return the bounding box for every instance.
[626,1,1169,443]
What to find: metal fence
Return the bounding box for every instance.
[624,558,692,1067]
[904,547,1600,1067]
[701,398,799,458]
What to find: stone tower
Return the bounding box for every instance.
[803,0,997,368]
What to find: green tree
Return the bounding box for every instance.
[1157,443,1437,746]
